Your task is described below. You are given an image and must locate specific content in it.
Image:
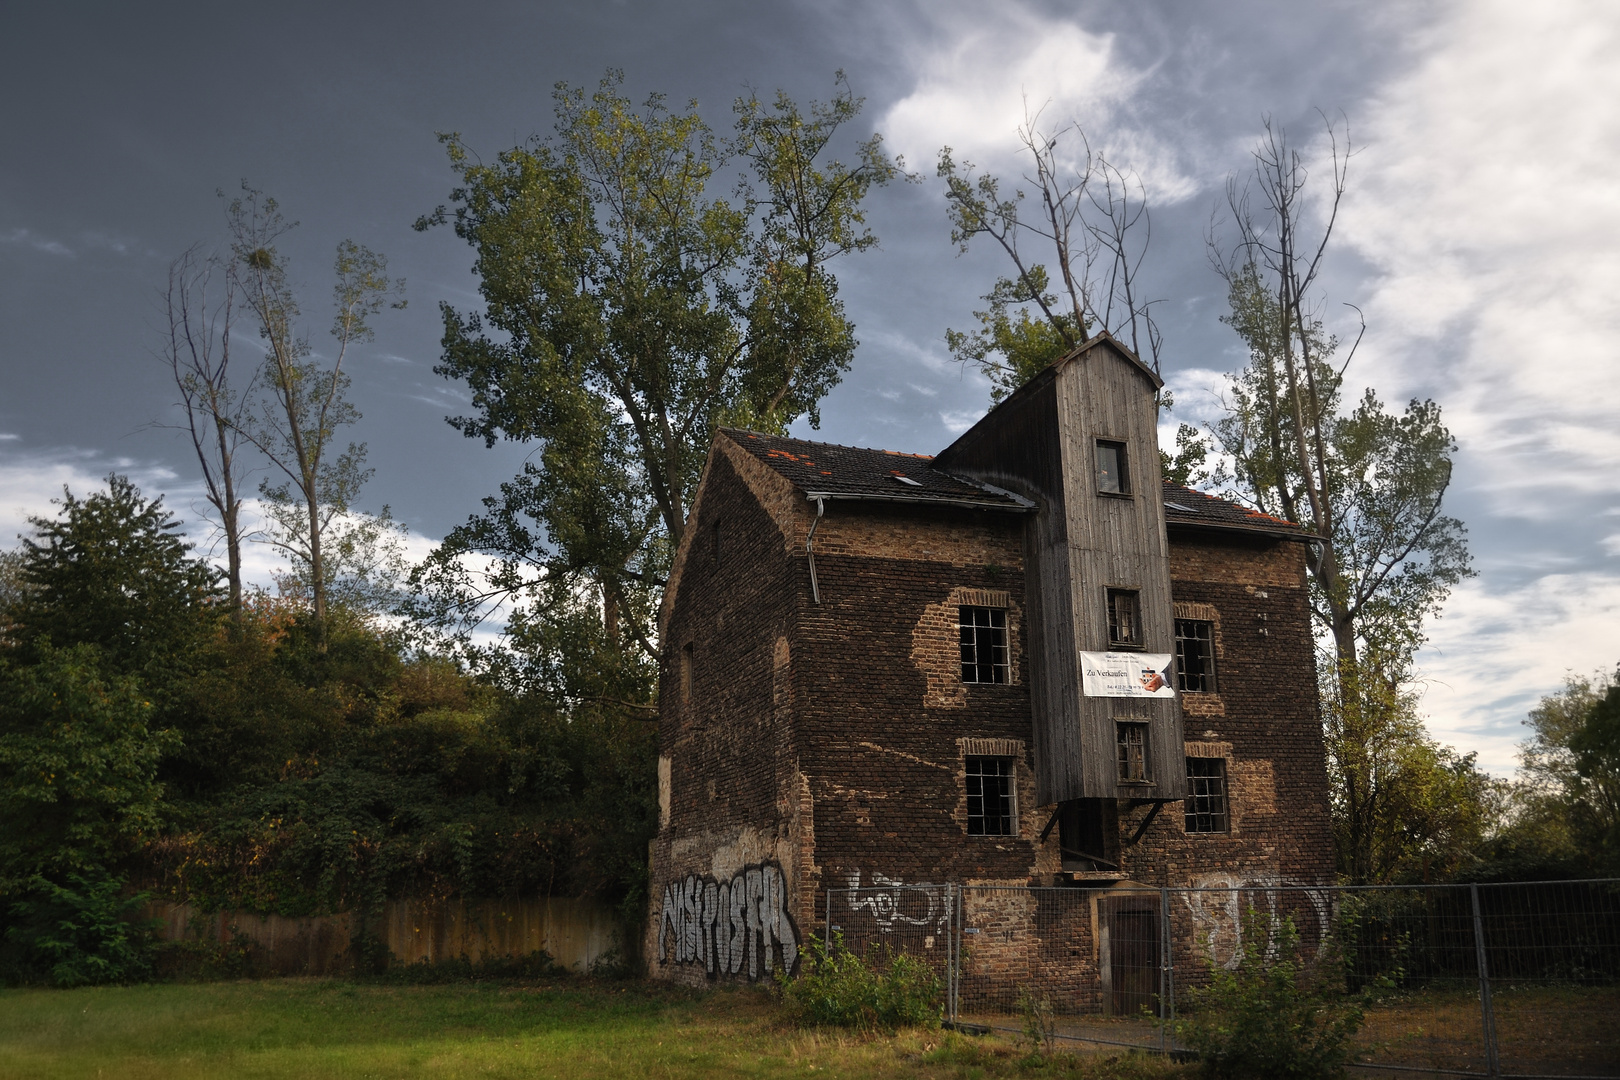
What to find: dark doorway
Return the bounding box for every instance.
[1058,799,1118,871]
[1109,908,1161,1017]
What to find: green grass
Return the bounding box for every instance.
[0,978,1190,1080]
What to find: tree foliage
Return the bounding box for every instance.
[1320,668,1502,883]
[937,113,1162,401]
[1209,119,1476,882]
[1492,665,1620,877]
[5,476,222,686]
[412,72,902,682]
[1212,266,1471,670]
[0,643,178,886]
[226,184,406,638]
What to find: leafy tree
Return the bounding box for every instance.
[1210,263,1472,671]
[225,184,406,641]
[937,112,1163,401]
[5,475,221,687]
[1320,669,1502,883]
[412,72,903,685]
[1496,665,1620,876]
[1208,119,1475,882]
[0,643,177,885]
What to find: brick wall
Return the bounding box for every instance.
[650,455,1336,983]
[1115,529,1335,889]
[647,447,806,985]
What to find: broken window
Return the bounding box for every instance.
[1174,618,1216,692]
[1116,722,1150,783]
[965,756,1016,835]
[1184,757,1229,833]
[959,606,1009,683]
[1096,440,1130,494]
[1107,589,1142,649]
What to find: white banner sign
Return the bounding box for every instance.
[1080,652,1177,698]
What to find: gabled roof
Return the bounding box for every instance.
[722,428,1308,538]
[720,429,1032,511]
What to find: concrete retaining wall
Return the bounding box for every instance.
[152,895,622,975]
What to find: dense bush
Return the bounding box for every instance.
[1,476,659,986]
[1175,909,1365,1080]
[779,931,943,1031]
[2,874,158,986]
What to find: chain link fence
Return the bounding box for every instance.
[826,879,1620,1077]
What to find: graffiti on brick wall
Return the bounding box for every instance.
[1181,872,1331,969]
[657,862,799,980]
[843,870,953,933]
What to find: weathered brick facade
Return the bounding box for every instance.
[647,340,1334,987]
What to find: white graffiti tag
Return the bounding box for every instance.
[1180,873,1332,970]
[657,862,799,980]
[843,870,952,933]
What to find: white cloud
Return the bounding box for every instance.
[1414,572,1620,775]
[1344,0,1620,521]
[0,227,73,258]
[878,2,1199,204]
[0,448,444,606]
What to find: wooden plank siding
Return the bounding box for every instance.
[937,335,1186,804]
[1056,345,1187,801]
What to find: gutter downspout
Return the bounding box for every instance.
[806,496,825,604]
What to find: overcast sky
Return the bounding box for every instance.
[3,0,1616,774]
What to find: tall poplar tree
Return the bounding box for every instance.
[1210,118,1477,881]
[413,72,905,696]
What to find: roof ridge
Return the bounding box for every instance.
[720,427,935,461]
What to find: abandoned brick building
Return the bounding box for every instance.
[647,334,1334,989]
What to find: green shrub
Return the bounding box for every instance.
[3,874,158,987]
[778,931,942,1031]
[1017,985,1058,1058]
[1175,908,1364,1079]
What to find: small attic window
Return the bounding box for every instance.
[892,474,922,487]
[1165,501,1197,513]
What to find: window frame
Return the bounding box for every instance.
[1095,439,1131,495]
[965,755,1017,836]
[1115,721,1151,784]
[959,605,1010,684]
[1107,589,1144,650]
[1174,618,1217,693]
[1183,756,1229,834]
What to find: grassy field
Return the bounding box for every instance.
[0,979,1188,1080]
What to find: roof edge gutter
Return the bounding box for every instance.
[1164,519,1317,543]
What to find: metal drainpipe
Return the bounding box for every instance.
[805,497,825,604]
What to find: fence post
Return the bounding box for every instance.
[947,884,957,1024]
[1160,887,1171,1053]
[1469,884,1500,1078]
